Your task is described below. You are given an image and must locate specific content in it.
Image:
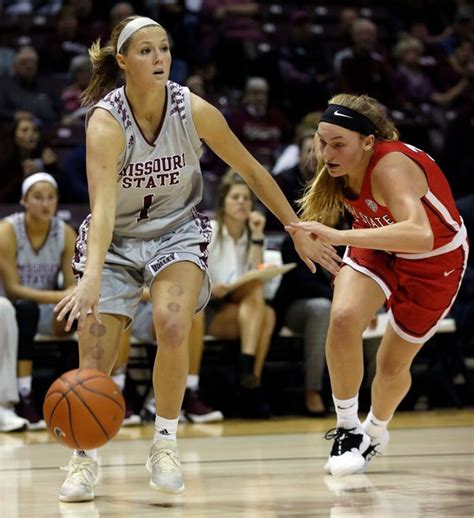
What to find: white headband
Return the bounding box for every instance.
[117,17,162,53]
[21,172,58,198]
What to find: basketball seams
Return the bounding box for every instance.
[68,386,111,441]
[79,384,125,413]
[65,395,80,450]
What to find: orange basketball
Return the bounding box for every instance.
[43,368,125,450]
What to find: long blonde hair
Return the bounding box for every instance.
[299,93,399,224]
[82,16,162,106]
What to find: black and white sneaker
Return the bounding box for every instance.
[324,427,371,476]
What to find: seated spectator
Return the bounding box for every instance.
[0,46,59,123]
[277,10,331,118]
[267,131,316,230]
[0,297,28,432]
[61,55,92,123]
[392,37,437,110]
[0,173,77,429]
[272,111,321,176]
[0,113,62,203]
[271,234,332,415]
[202,0,261,89]
[230,77,291,171]
[40,6,89,74]
[205,170,276,418]
[334,18,396,108]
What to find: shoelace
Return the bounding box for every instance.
[149,448,180,474]
[60,461,98,485]
[324,427,362,456]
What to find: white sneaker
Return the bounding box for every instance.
[59,453,99,502]
[324,427,371,477]
[361,423,390,469]
[146,440,185,494]
[0,406,28,432]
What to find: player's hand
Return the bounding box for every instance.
[287,221,344,246]
[248,211,266,238]
[54,277,102,333]
[289,227,341,275]
[212,283,229,299]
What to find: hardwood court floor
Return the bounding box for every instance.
[0,410,473,517]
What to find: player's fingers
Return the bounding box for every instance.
[301,255,316,273]
[54,295,70,314]
[56,299,74,322]
[64,306,79,332]
[76,310,87,334]
[92,304,102,326]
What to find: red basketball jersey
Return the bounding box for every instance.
[343,140,465,259]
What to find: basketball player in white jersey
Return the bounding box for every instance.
[54,16,341,502]
[0,173,77,430]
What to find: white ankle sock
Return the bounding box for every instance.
[18,376,32,397]
[153,415,178,443]
[186,374,199,391]
[364,408,391,437]
[332,393,360,430]
[74,449,97,460]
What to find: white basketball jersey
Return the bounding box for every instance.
[90,81,204,238]
[6,212,65,290]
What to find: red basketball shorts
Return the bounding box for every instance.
[342,241,469,343]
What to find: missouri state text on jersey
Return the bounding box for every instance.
[119,153,186,189]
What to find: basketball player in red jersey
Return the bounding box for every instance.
[288,93,469,476]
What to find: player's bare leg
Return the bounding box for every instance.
[146,261,203,493]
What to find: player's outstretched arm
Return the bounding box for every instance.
[190,94,341,275]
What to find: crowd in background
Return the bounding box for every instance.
[0,0,473,430]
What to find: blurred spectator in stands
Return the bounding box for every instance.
[202,0,261,89]
[272,233,332,416]
[61,143,88,203]
[441,102,474,198]
[3,0,62,16]
[41,7,88,74]
[110,1,135,30]
[335,7,359,51]
[70,0,108,46]
[0,173,77,430]
[60,55,92,123]
[393,37,436,109]
[431,44,474,113]
[267,131,315,231]
[440,5,474,57]
[0,113,62,203]
[0,297,28,432]
[334,18,396,108]
[230,77,291,172]
[0,46,59,123]
[205,170,275,418]
[278,10,331,119]
[273,111,321,175]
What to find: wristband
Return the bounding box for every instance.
[251,239,264,246]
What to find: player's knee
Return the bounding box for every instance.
[377,359,410,380]
[330,306,363,336]
[154,309,186,349]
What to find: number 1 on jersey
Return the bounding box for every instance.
[137,194,154,222]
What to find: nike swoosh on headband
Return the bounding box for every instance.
[334,110,353,119]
